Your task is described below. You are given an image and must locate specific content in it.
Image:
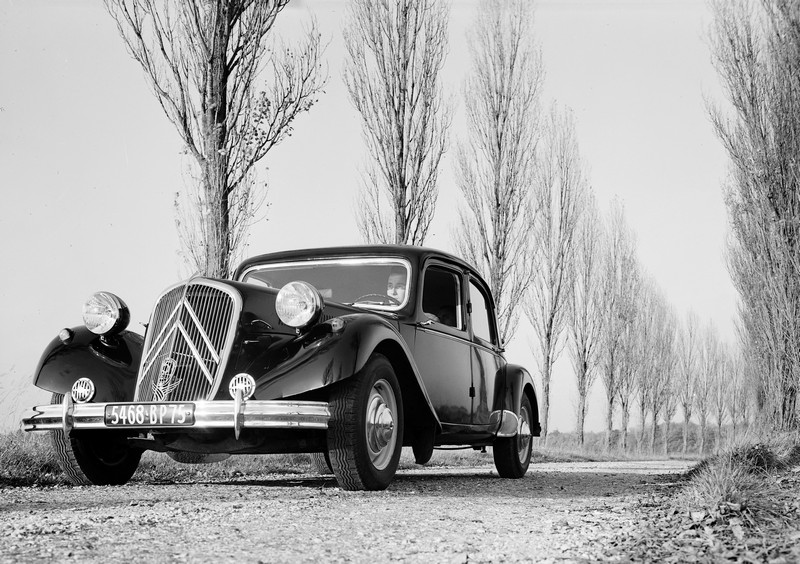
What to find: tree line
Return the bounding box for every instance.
[106,0,798,448]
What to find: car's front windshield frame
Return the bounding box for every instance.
[238,257,413,312]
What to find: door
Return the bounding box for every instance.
[468,277,504,425]
[412,263,473,425]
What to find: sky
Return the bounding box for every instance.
[0,0,737,434]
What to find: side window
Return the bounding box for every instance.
[421,266,463,330]
[469,280,496,345]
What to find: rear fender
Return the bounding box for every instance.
[492,363,541,437]
[33,326,143,402]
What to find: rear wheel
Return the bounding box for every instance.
[327,354,404,491]
[492,395,533,478]
[411,429,435,465]
[49,393,142,486]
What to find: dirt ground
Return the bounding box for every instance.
[0,460,692,563]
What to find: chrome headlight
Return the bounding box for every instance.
[276,281,323,328]
[82,292,130,335]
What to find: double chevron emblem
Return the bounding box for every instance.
[141,296,221,398]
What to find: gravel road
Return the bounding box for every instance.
[1,459,692,563]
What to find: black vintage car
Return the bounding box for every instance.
[22,245,540,491]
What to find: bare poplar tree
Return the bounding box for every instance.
[344,0,451,245]
[630,277,667,450]
[525,107,585,443]
[726,350,743,441]
[454,0,542,343]
[615,264,641,453]
[660,332,680,455]
[650,302,677,454]
[633,277,659,453]
[712,343,731,452]
[728,350,753,439]
[677,311,700,453]
[106,1,326,277]
[695,323,721,454]
[633,281,676,454]
[710,0,800,430]
[597,199,638,451]
[568,191,604,448]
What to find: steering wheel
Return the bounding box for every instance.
[354,294,400,306]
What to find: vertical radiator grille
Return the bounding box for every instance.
[134,280,239,402]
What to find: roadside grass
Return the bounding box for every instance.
[0,431,62,487]
[620,431,800,562]
[1,428,636,487]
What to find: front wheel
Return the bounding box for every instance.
[327,354,404,491]
[49,393,142,485]
[492,395,533,478]
[309,451,333,475]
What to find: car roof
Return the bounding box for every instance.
[234,244,480,281]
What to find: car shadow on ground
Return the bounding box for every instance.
[174,465,685,500]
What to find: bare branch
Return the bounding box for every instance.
[344,0,451,245]
[105,0,327,277]
[453,0,542,344]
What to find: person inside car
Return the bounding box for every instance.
[387,267,407,303]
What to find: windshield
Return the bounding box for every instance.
[239,258,412,310]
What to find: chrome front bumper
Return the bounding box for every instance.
[22,394,329,439]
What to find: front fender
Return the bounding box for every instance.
[33,326,143,402]
[249,314,427,403]
[492,363,541,437]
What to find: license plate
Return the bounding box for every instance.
[104,403,195,427]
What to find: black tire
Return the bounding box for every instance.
[49,393,142,486]
[310,451,333,475]
[492,394,533,479]
[327,354,404,491]
[412,429,435,465]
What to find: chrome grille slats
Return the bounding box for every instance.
[134,280,240,402]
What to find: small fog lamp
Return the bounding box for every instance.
[71,378,96,403]
[229,373,256,400]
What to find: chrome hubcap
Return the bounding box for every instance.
[366,379,397,470]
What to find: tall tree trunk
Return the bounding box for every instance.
[205,4,231,278]
[577,389,587,448]
[605,396,615,452]
[621,408,630,452]
[682,412,690,454]
[663,421,671,455]
[637,418,647,453]
[698,418,706,454]
[541,351,552,445]
[650,413,658,454]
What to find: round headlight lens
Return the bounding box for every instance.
[276,281,323,328]
[82,292,130,335]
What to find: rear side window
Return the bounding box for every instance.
[469,280,496,345]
